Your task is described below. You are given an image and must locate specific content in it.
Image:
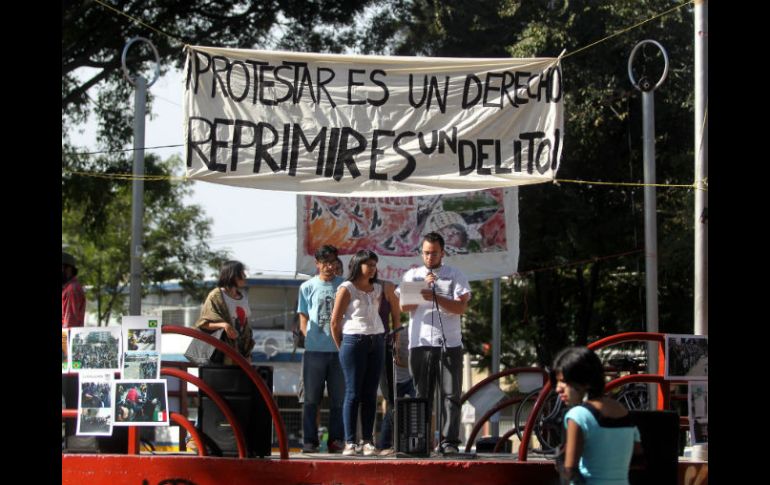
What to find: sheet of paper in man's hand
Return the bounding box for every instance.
[399,281,429,305]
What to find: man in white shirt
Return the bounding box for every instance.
[399,232,471,454]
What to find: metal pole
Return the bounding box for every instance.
[129,76,146,315]
[641,89,659,337]
[642,89,659,410]
[491,277,501,437]
[629,40,668,411]
[122,38,160,316]
[694,0,708,337]
[692,0,708,462]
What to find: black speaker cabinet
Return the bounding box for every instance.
[628,410,679,485]
[63,427,129,454]
[475,436,512,453]
[395,397,430,456]
[198,365,273,457]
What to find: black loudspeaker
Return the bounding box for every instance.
[64,427,129,454]
[475,436,512,453]
[198,365,273,457]
[395,397,430,457]
[628,410,679,485]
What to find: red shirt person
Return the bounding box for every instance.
[126,386,139,404]
[62,252,85,328]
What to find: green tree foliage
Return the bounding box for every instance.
[63,155,225,325]
[62,0,375,140]
[375,0,697,367]
[62,0,378,322]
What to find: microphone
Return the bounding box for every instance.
[386,325,408,338]
[426,267,438,293]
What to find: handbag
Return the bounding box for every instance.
[184,328,226,366]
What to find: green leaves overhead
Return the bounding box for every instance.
[380,0,697,367]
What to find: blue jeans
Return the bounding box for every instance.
[339,333,385,444]
[303,350,345,446]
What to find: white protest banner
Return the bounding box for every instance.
[296,188,518,281]
[185,46,563,196]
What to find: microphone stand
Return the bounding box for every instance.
[430,272,475,459]
[428,273,448,455]
[387,324,407,454]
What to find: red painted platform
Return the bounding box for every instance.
[62,454,708,485]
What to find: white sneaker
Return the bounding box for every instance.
[342,442,358,456]
[362,442,377,456]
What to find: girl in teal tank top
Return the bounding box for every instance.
[551,347,642,485]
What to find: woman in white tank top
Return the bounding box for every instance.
[331,250,386,456]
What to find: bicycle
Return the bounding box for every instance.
[514,387,566,455]
[615,383,649,411]
[606,355,649,411]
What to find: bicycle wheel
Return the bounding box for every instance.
[533,391,565,454]
[616,383,649,411]
[514,388,541,443]
[514,388,565,454]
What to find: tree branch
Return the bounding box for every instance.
[62,62,117,111]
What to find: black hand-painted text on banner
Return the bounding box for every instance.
[186,118,561,180]
[184,46,565,195]
[186,50,562,112]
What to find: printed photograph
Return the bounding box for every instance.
[665,334,708,380]
[69,327,121,372]
[114,380,169,426]
[62,329,69,373]
[121,315,162,354]
[76,371,114,436]
[122,351,160,379]
[78,407,113,435]
[127,329,158,351]
[79,380,112,408]
[688,382,708,444]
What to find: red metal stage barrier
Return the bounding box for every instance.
[459,367,547,453]
[62,326,288,459]
[62,331,708,485]
[62,454,708,485]
[519,332,683,461]
[161,326,289,458]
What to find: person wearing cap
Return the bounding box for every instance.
[62,251,86,328]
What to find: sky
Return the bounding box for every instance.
[70,68,299,278]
